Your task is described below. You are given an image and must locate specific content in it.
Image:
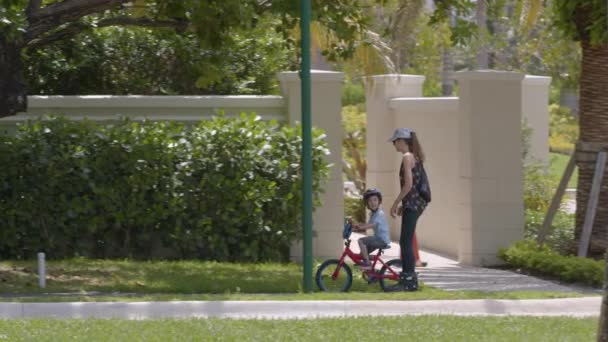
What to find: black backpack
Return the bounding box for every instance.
[417,163,431,203]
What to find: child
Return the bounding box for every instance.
[352,188,391,270]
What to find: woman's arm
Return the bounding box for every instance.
[391,154,414,217]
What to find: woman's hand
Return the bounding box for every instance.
[390,201,399,218]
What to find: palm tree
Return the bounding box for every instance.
[520,0,608,338]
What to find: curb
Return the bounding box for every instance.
[0,297,601,320]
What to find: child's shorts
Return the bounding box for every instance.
[359,236,388,253]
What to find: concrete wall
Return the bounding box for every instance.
[364,74,425,239]
[456,71,525,265]
[390,97,460,257]
[277,71,345,261]
[522,76,552,165]
[0,70,345,262]
[366,71,550,266]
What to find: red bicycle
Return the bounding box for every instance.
[315,219,402,292]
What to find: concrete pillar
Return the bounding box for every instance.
[278,70,345,261]
[455,70,525,266]
[364,75,425,240]
[522,75,552,165]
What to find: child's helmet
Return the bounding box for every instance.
[363,188,382,204]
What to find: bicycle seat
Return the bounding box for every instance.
[378,243,391,250]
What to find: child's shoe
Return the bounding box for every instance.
[359,261,372,270]
[366,274,378,284]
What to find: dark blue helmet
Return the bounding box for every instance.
[363,188,382,204]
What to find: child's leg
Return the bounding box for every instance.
[358,238,370,264]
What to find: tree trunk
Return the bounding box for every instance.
[441,47,454,96]
[575,42,608,255]
[441,8,455,96]
[475,0,488,69]
[0,35,27,117]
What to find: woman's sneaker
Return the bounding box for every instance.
[384,272,418,292]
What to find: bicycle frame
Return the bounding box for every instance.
[332,239,400,281]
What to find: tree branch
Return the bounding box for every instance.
[26,0,43,18]
[25,17,189,49]
[29,0,129,20]
[25,0,131,43]
[97,17,188,31]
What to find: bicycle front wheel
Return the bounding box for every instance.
[315,259,352,292]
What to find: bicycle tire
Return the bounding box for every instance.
[379,258,402,291]
[315,259,353,292]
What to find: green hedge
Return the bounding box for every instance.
[344,196,365,223]
[0,115,329,262]
[498,240,604,287]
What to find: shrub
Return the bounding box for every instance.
[344,196,366,223]
[498,240,604,287]
[342,105,366,193]
[548,104,578,154]
[0,115,329,262]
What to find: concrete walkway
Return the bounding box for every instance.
[0,297,601,319]
[351,232,601,294]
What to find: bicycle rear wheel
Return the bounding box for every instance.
[379,259,402,291]
[315,259,353,292]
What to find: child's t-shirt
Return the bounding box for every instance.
[369,209,391,244]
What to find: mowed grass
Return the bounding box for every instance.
[549,152,578,189]
[0,258,305,294]
[0,259,595,301]
[0,316,597,341]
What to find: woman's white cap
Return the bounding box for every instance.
[388,128,412,142]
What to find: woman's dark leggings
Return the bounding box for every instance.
[400,208,420,274]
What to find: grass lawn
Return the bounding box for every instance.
[0,259,595,302]
[0,316,597,341]
[549,152,578,189]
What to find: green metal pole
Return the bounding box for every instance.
[300,0,313,293]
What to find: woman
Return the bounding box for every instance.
[387,128,428,292]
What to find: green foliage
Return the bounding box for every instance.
[552,0,608,44]
[0,115,329,262]
[0,0,27,40]
[522,119,574,253]
[401,13,451,97]
[24,22,291,95]
[549,152,578,189]
[427,0,581,94]
[5,0,378,55]
[498,240,604,287]
[344,197,366,223]
[341,79,365,107]
[549,104,578,154]
[524,209,574,254]
[523,163,558,213]
[428,0,476,46]
[341,104,366,192]
[522,160,576,253]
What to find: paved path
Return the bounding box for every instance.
[350,232,600,294]
[0,297,601,319]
